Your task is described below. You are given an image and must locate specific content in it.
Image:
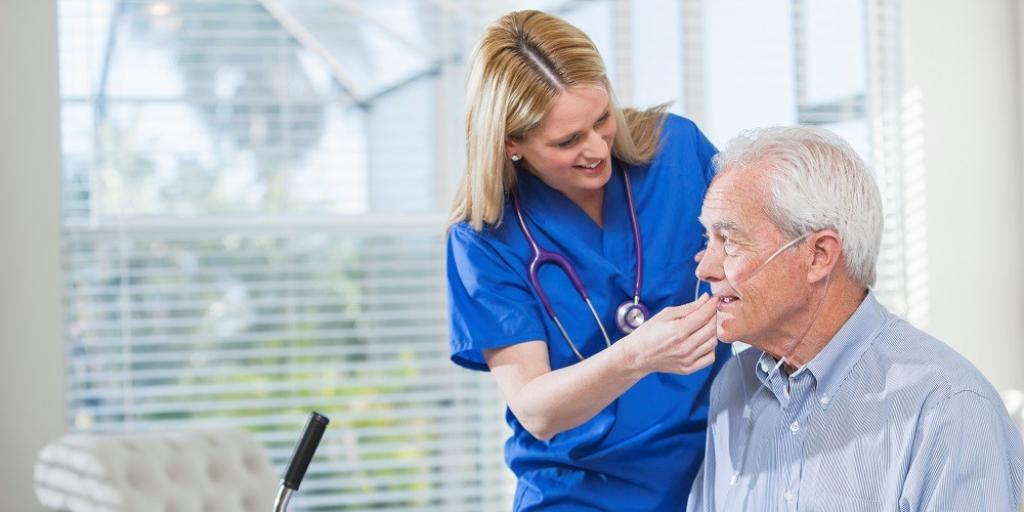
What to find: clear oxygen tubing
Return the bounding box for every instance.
[693,232,834,506]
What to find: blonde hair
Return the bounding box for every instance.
[448,10,667,231]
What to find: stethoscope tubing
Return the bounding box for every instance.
[511,160,644,360]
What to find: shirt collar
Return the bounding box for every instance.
[754,351,792,406]
[751,291,889,407]
[803,291,890,404]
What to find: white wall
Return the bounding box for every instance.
[902,0,1024,392]
[0,0,65,510]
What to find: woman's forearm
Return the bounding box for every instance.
[490,297,718,441]
[504,341,647,440]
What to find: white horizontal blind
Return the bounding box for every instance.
[863,0,927,326]
[63,218,510,510]
[58,0,512,510]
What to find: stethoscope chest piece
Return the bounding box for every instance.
[615,300,649,334]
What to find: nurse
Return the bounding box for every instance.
[446,10,729,511]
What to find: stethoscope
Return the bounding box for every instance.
[510,161,648,361]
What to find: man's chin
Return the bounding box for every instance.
[716,334,742,344]
[715,319,745,343]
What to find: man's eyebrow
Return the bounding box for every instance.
[698,217,744,234]
[692,217,749,238]
[714,221,743,233]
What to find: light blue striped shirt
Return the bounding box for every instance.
[687,292,1024,511]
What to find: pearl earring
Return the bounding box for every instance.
[510,154,521,162]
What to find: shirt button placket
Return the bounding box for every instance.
[785,377,809,511]
[783,489,797,510]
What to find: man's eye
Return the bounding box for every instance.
[723,240,738,256]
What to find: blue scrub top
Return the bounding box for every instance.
[447,114,729,511]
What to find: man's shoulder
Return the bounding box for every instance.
[710,319,1002,407]
[866,316,1002,403]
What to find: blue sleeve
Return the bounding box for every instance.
[898,390,1024,511]
[446,224,547,372]
[693,122,718,184]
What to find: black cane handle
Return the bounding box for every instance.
[282,411,329,491]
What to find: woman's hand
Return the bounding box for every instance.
[484,293,718,440]
[624,293,719,375]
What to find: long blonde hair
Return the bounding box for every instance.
[448,10,667,231]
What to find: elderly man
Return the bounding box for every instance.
[686,126,1024,511]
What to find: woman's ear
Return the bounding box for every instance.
[505,137,521,160]
[807,230,842,283]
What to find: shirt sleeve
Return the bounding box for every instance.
[898,390,1024,511]
[446,224,548,372]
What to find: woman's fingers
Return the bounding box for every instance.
[675,295,717,332]
[657,293,710,320]
[682,348,717,374]
[680,320,717,362]
[678,324,719,372]
[633,293,719,375]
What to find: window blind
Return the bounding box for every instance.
[58,1,513,509]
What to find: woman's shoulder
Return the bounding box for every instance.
[448,219,492,249]
[447,209,520,253]
[662,112,700,134]
[642,113,716,183]
[657,113,707,152]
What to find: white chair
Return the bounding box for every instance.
[34,429,277,512]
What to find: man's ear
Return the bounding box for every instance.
[807,230,842,283]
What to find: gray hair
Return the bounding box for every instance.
[713,126,884,287]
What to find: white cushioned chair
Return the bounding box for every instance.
[34,429,277,512]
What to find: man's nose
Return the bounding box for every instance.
[695,244,725,283]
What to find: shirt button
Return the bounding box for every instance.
[789,421,800,432]
[820,395,830,405]
[760,360,771,372]
[784,490,795,502]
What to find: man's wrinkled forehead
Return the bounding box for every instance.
[699,168,764,235]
